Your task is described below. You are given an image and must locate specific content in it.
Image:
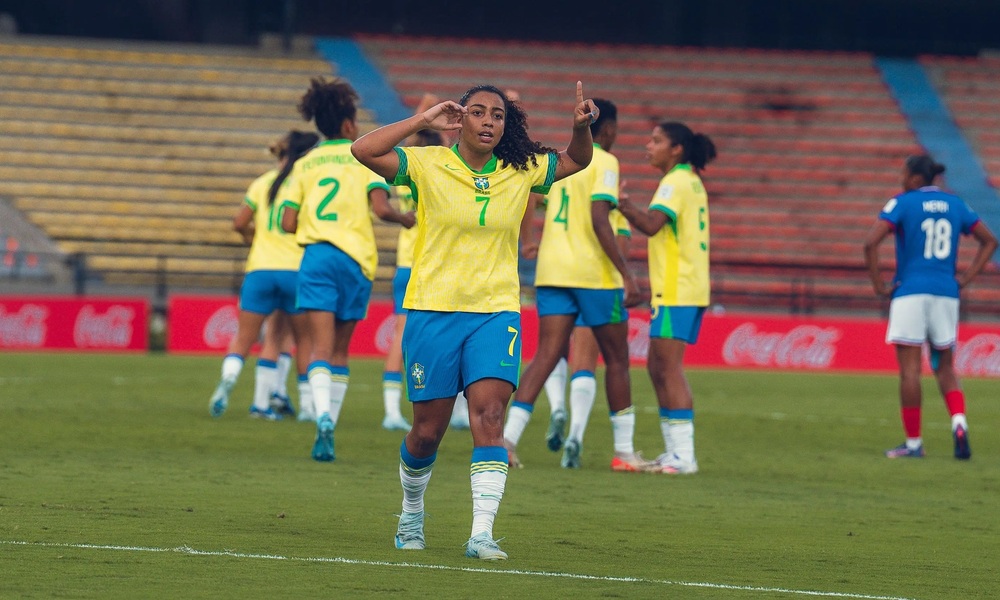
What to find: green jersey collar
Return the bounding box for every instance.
[451,144,498,174]
[319,139,352,147]
[668,163,693,174]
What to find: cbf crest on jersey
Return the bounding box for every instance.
[473,176,490,192]
[410,362,426,389]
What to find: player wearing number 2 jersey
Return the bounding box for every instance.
[208,130,318,421]
[352,82,598,560]
[281,77,415,463]
[864,155,996,461]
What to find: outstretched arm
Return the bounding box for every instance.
[616,183,669,237]
[553,81,596,182]
[958,221,999,288]
[863,219,895,296]
[352,101,466,180]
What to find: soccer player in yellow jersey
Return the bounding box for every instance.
[502,98,652,473]
[208,130,318,421]
[618,121,717,475]
[281,78,415,462]
[352,82,598,560]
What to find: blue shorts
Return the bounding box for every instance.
[650,306,706,344]
[296,242,371,320]
[239,270,300,315]
[392,267,411,315]
[536,286,627,327]
[402,310,521,401]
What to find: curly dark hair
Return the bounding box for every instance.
[298,77,358,139]
[459,85,556,171]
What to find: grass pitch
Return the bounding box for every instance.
[1,353,997,599]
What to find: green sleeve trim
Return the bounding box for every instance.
[530,151,559,195]
[651,204,676,222]
[388,147,410,186]
[243,196,256,210]
[368,181,391,193]
[591,193,617,207]
[616,228,632,238]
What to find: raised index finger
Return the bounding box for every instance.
[576,81,584,105]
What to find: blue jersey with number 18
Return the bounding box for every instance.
[879,185,980,299]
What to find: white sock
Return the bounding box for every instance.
[276,353,292,397]
[543,357,567,414]
[253,360,278,411]
[329,368,349,425]
[221,354,244,386]
[951,413,968,431]
[609,408,636,455]
[470,446,509,538]
[660,417,674,457]
[452,391,469,420]
[906,437,923,450]
[383,372,403,419]
[400,451,435,514]
[669,421,695,463]
[309,363,332,417]
[568,372,597,443]
[297,377,314,417]
[503,402,533,446]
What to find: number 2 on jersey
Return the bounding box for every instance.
[920,217,952,259]
[316,177,340,221]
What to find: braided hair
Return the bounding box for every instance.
[459,85,556,171]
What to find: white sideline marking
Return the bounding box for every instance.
[2,540,916,600]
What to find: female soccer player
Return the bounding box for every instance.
[618,121,717,475]
[281,77,415,462]
[352,82,597,560]
[503,98,651,473]
[863,155,997,460]
[208,130,318,420]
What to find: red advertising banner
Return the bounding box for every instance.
[167,295,1000,377]
[0,296,148,352]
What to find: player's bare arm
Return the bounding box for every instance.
[862,219,895,296]
[957,221,998,288]
[353,101,466,179]
[554,81,596,182]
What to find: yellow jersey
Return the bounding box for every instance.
[285,139,390,280]
[648,163,710,307]
[243,169,304,272]
[391,145,557,313]
[610,207,631,239]
[534,145,622,289]
[393,184,418,268]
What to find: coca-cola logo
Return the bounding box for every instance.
[203,305,239,348]
[723,323,840,369]
[0,304,48,347]
[374,315,397,354]
[627,317,650,361]
[73,305,135,348]
[954,334,1000,377]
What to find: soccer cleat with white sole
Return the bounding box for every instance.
[610,452,657,473]
[394,511,425,550]
[504,440,522,469]
[312,414,335,462]
[545,408,567,452]
[464,532,507,560]
[249,406,282,421]
[382,414,412,431]
[885,443,924,458]
[208,379,233,418]
[270,392,296,418]
[561,438,582,469]
[656,452,698,474]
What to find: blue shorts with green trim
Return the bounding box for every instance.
[535,286,627,327]
[296,242,371,320]
[402,310,521,401]
[650,305,706,344]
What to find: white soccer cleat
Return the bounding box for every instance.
[656,452,698,474]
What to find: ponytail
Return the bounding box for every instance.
[658,121,717,171]
[267,130,319,206]
[905,155,946,185]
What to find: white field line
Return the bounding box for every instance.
[2,540,918,600]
